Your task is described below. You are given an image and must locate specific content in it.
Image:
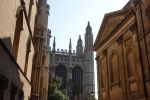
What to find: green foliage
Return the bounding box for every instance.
[48,76,67,100]
[52,91,67,100]
[87,96,93,100]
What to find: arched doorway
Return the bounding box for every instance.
[72,66,83,98]
[55,65,67,89]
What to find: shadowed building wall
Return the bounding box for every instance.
[0,0,37,99]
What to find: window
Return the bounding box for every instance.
[12,8,23,60]
[110,52,120,83]
[100,59,105,89]
[126,49,135,78]
[72,67,83,97]
[101,68,104,88]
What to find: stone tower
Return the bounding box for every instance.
[31,0,50,100]
[84,21,95,97]
[49,22,94,99]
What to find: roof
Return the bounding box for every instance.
[93,9,130,51]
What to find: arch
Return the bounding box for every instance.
[72,66,83,97]
[55,64,67,89]
[12,8,23,60]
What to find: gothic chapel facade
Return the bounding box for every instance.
[50,22,95,99]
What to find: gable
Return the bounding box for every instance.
[93,9,129,51]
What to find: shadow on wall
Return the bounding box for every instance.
[0,37,24,100]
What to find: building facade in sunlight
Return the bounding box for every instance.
[94,0,150,100]
[0,0,50,100]
[50,22,95,99]
[0,0,36,99]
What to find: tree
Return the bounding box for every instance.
[48,76,67,100]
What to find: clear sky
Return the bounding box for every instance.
[47,0,129,99]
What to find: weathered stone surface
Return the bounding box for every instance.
[94,0,150,100]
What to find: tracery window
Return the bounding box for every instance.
[55,65,67,89]
[72,67,83,97]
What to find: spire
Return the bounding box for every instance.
[69,38,72,54]
[88,21,90,25]
[76,35,83,55]
[85,21,93,51]
[52,37,56,52]
[78,35,82,43]
[86,21,92,33]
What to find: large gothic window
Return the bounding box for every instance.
[72,67,83,97]
[55,65,67,89]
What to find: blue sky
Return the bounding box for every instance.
[47,0,129,99]
[48,0,129,50]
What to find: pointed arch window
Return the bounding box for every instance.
[72,67,83,97]
[12,8,23,60]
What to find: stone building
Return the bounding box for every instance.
[50,22,95,99]
[93,0,150,100]
[0,0,50,100]
[31,0,50,100]
[0,0,36,99]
